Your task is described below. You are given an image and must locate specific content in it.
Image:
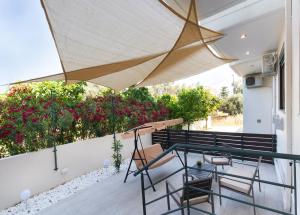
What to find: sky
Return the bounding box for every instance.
[0,0,62,88]
[0,1,240,94]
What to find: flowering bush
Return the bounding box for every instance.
[0,83,169,158]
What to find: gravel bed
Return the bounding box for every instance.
[0,160,130,215]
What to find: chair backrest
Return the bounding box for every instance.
[133,144,163,169]
[181,177,212,201]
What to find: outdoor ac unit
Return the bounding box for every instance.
[245,75,263,88]
[262,52,277,76]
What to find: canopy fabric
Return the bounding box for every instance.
[16,0,234,90]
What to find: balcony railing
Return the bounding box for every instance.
[134,143,299,215]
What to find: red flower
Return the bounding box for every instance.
[43,114,49,119]
[152,110,159,120]
[67,108,79,120]
[43,101,52,110]
[94,114,105,122]
[8,106,21,114]
[24,96,32,101]
[32,117,39,123]
[0,129,11,138]
[15,132,24,144]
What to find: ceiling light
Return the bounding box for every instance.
[240,34,247,39]
[246,51,250,55]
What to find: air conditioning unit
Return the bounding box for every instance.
[262,52,277,76]
[245,75,263,88]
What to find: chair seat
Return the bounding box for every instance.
[182,195,209,206]
[150,154,176,169]
[220,177,251,194]
[219,165,255,194]
[204,155,230,165]
[136,153,176,169]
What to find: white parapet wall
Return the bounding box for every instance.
[0,133,152,210]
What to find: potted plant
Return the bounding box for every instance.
[196,160,203,168]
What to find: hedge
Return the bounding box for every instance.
[0,82,169,158]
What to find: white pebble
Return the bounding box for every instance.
[0,160,130,215]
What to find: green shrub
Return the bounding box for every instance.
[219,95,243,115]
[112,138,123,172]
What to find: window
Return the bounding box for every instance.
[279,46,285,110]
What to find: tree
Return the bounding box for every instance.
[233,81,243,94]
[219,94,243,115]
[148,83,181,97]
[176,87,220,128]
[220,86,229,99]
[122,87,154,103]
[157,94,179,119]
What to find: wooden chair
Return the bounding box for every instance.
[218,156,262,215]
[166,177,214,215]
[202,146,233,180]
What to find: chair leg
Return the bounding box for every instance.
[215,166,218,182]
[145,169,156,192]
[218,178,222,205]
[257,169,261,192]
[175,150,184,167]
[252,188,256,215]
[166,182,170,211]
[181,208,185,215]
[180,202,184,215]
[211,193,215,214]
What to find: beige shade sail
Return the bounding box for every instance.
[13,0,234,90]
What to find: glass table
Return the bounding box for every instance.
[184,163,216,181]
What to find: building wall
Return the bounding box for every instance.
[274,0,300,212]
[291,0,300,213]
[273,1,292,210]
[0,133,152,210]
[243,76,273,134]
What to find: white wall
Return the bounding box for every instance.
[274,0,300,212]
[243,76,273,134]
[0,133,152,210]
[291,0,300,213]
[273,1,292,210]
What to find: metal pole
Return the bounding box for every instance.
[184,124,190,215]
[241,134,244,161]
[187,123,190,144]
[294,160,297,215]
[53,143,58,171]
[111,92,116,143]
[50,89,58,171]
[141,173,147,215]
[124,129,138,183]
[184,148,190,215]
[167,128,170,149]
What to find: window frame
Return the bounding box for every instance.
[278,45,285,111]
